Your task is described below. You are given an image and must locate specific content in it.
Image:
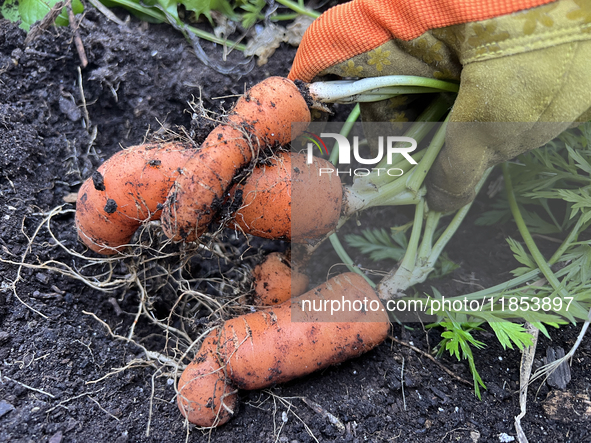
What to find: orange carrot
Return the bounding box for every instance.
[178,272,388,403]
[229,152,342,243]
[252,251,309,306]
[75,142,195,255]
[178,273,388,426]
[177,332,238,427]
[161,77,311,242]
[217,272,389,390]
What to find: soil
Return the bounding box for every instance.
[1,9,590,443]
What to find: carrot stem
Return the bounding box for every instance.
[502,163,569,298]
[417,210,441,261]
[328,235,376,288]
[346,178,423,213]
[343,96,451,212]
[328,104,360,165]
[325,103,375,287]
[548,217,585,265]
[309,76,459,104]
[405,115,449,194]
[376,199,426,299]
[427,168,493,263]
[322,94,455,295]
[270,13,300,21]
[275,0,321,18]
[402,198,425,271]
[373,95,451,171]
[376,168,493,300]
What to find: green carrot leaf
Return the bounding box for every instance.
[488,321,533,350]
[1,0,83,31]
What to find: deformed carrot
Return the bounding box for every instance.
[177,332,238,427]
[230,152,343,243]
[220,272,388,390]
[177,272,389,426]
[75,142,195,255]
[161,77,311,242]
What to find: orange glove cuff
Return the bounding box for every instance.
[289,0,556,82]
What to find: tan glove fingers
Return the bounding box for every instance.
[427,40,591,212]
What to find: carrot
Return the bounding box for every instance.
[161,77,311,242]
[218,272,389,390]
[252,251,309,306]
[177,332,238,427]
[178,273,388,425]
[178,272,388,410]
[229,152,343,243]
[75,142,195,255]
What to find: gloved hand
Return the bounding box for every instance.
[288,0,591,212]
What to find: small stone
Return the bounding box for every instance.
[59,96,81,122]
[11,48,23,61]
[0,401,15,418]
[35,273,49,284]
[48,431,63,443]
[544,347,571,390]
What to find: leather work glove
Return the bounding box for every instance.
[288,0,591,212]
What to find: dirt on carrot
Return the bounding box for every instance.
[230,152,343,243]
[161,77,311,242]
[75,142,195,254]
[251,251,309,306]
[177,272,389,426]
